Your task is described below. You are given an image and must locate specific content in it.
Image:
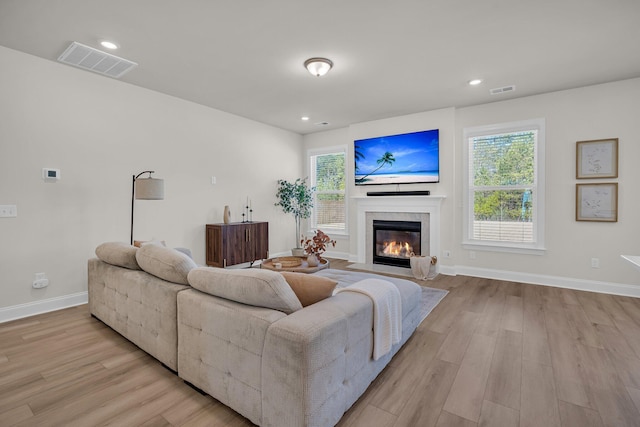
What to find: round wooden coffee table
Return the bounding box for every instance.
[261,256,329,273]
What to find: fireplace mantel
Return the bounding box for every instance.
[352,195,445,265]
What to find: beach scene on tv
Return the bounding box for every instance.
[354,129,439,185]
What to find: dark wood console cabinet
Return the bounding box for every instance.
[206,222,269,267]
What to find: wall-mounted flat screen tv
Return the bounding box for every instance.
[354,128,439,185]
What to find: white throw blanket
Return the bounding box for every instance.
[335,278,402,360]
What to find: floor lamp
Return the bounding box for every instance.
[131,171,164,245]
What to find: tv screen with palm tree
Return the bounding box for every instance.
[354,129,439,185]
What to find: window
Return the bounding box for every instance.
[463,119,545,254]
[309,147,347,234]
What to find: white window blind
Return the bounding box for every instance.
[463,119,545,253]
[309,148,346,233]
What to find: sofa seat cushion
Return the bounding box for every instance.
[279,271,337,307]
[135,244,197,285]
[95,242,141,270]
[187,267,303,314]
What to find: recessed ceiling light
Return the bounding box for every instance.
[100,41,119,50]
[301,116,310,121]
[469,79,483,86]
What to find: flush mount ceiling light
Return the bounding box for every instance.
[304,57,333,77]
[468,79,483,86]
[301,116,310,121]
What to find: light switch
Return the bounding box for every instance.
[0,205,17,217]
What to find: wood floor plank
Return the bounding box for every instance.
[501,295,523,333]
[474,291,507,339]
[626,386,640,414]
[545,323,595,409]
[564,303,604,349]
[392,359,459,427]
[435,410,477,427]
[575,344,640,427]
[428,295,471,335]
[558,400,603,427]
[484,330,522,410]
[520,360,561,427]
[0,403,33,426]
[370,329,445,415]
[436,311,480,364]
[442,333,496,422]
[478,400,519,427]
[576,292,615,326]
[350,405,396,427]
[522,284,551,366]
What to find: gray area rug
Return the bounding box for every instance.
[418,285,448,325]
[313,269,448,325]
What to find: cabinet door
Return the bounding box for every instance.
[226,224,248,266]
[251,222,269,261]
[206,225,223,267]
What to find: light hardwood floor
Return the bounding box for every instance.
[2,260,640,426]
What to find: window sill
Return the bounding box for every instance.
[462,241,546,256]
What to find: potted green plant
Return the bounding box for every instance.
[275,178,314,256]
[301,230,336,266]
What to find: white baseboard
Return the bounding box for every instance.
[441,264,640,298]
[0,291,88,324]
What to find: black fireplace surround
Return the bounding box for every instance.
[372,220,421,268]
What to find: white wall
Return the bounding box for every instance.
[0,46,303,312]
[304,80,640,293]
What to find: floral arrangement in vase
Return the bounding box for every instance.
[301,230,336,266]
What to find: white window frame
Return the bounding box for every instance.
[308,146,348,236]
[462,118,546,255]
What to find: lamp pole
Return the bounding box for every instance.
[130,170,155,245]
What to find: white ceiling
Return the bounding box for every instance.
[1,0,639,135]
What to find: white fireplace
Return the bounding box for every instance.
[353,195,445,270]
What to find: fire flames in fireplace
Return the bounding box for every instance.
[381,241,414,258]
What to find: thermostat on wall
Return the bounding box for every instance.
[43,168,61,181]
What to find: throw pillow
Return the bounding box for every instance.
[95,242,141,270]
[279,272,337,307]
[136,244,197,285]
[187,267,303,314]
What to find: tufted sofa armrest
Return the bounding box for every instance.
[88,258,190,370]
[262,291,385,427]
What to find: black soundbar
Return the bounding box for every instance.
[366,190,430,196]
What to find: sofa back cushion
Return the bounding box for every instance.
[95,242,141,270]
[187,267,303,314]
[136,244,197,285]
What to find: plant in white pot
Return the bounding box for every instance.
[275,178,314,256]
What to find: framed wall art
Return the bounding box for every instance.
[576,138,618,179]
[576,183,618,222]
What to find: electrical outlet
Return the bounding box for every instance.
[469,251,476,260]
[443,250,451,258]
[591,258,600,268]
[211,176,217,185]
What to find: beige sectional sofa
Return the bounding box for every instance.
[88,242,422,427]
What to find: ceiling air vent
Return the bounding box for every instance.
[490,85,516,95]
[57,42,137,78]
